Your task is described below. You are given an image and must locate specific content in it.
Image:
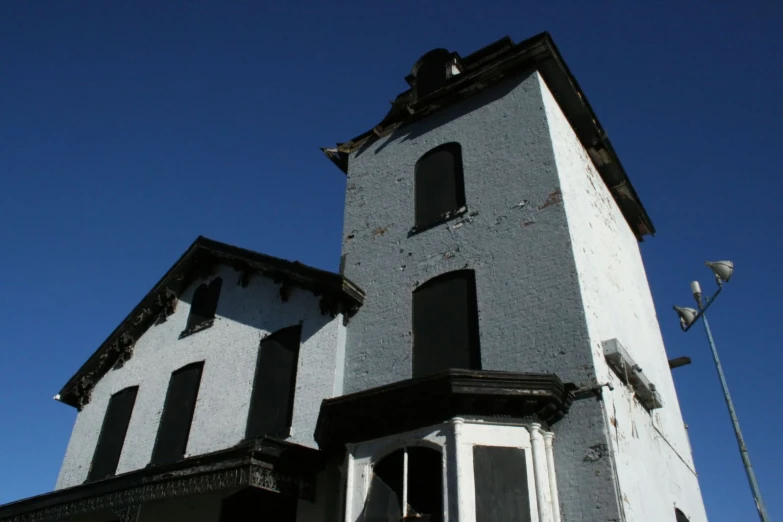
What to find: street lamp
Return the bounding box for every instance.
[673,261,769,522]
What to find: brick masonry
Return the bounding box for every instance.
[55,263,346,490]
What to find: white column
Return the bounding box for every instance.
[529,423,554,522]
[450,417,470,522]
[344,445,355,522]
[543,431,561,522]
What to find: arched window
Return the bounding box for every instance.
[414,143,466,229]
[675,508,690,521]
[363,446,443,522]
[150,361,204,465]
[246,325,302,439]
[183,277,223,335]
[87,386,138,481]
[412,269,480,377]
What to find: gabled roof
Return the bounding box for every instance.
[57,236,365,410]
[322,32,655,241]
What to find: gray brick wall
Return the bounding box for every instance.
[340,71,624,521]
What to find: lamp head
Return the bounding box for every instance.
[673,306,699,330]
[706,260,734,284]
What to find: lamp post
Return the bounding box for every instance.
[673,261,769,522]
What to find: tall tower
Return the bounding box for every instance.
[320,34,708,521]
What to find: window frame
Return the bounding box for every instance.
[411,142,468,235]
[245,324,302,440]
[86,386,139,482]
[412,269,481,378]
[149,361,205,466]
[180,277,223,339]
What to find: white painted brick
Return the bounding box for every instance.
[55,263,345,490]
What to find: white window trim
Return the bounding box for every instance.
[343,418,562,522]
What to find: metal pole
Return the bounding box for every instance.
[701,312,770,522]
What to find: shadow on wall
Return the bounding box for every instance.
[156,267,336,351]
[358,72,532,158]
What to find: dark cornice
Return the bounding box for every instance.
[321,32,655,241]
[0,438,321,522]
[314,370,574,452]
[57,236,365,410]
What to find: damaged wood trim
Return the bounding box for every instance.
[315,370,574,451]
[57,236,366,410]
[0,440,322,521]
[321,31,655,240]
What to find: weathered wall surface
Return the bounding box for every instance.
[340,72,624,521]
[341,72,595,390]
[541,75,708,521]
[56,263,345,489]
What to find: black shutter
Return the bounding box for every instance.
[87,386,138,481]
[245,325,301,439]
[414,143,465,228]
[412,270,480,377]
[150,362,204,466]
[473,446,531,522]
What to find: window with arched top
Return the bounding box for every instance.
[245,325,302,439]
[182,277,223,337]
[363,446,443,522]
[675,508,690,521]
[414,143,466,230]
[412,269,480,377]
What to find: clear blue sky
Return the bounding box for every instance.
[1,1,780,520]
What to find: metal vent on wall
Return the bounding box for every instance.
[602,339,663,411]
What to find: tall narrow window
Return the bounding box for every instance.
[150,361,204,466]
[182,277,222,336]
[87,386,138,481]
[246,325,302,439]
[363,446,443,522]
[473,446,531,522]
[675,508,690,522]
[412,269,480,377]
[414,143,465,229]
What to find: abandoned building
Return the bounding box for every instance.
[0,32,708,522]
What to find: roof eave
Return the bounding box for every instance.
[320,32,655,240]
[57,237,365,410]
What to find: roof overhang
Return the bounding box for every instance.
[322,32,655,241]
[314,369,574,452]
[57,236,365,410]
[0,438,322,522]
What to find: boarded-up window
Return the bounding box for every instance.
[87,386,138,481]
[473,446,531,522]
[414,143,465,228]
[363,446,443,522]
[150,362,204,466]
[412,269,480,377]
[245,325,302,439]
[184,277,223,333]
[675,508,690,522]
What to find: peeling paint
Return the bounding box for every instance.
[538,189,563,210]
